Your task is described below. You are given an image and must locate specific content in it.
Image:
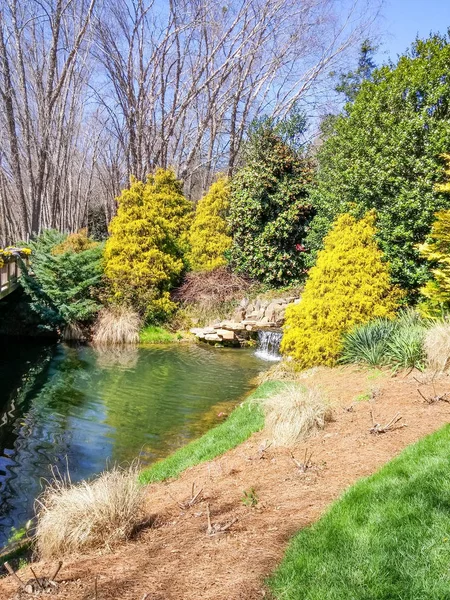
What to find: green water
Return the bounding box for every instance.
[0,341,267,546]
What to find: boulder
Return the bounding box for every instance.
[220,321,245,331]
[215,328,236,341]
[205,333,222,342]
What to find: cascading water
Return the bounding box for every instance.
[255,330,282,361]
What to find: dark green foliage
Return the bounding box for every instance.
[335,39,378,103]
[228,116,314,286]
[341,310,427,370]
[308,34,450,294]
[20,230,104,331]
[269,424,450,599]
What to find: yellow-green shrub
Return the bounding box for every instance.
[418,210,450,316]
[418,157,450,316]
[52,229,98,255]
[104,169,192,321]
[281,212,402,367]
[187,177,231,271]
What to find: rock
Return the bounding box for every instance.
[256,308,265,319]
[245,312,259,320]
[220,321,244,331]
[242,319,257,326]
[233,307,246,321]
[246,325,253,331]
[203,327,217,334]
[265,303,279,322]
[215,328,236,341]
[205,333,222,342]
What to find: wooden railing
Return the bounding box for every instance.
[0,253,28,300]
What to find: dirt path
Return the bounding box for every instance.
[2,367,449,600]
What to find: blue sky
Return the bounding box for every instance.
[377,0,450,63]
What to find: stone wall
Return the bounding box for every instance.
[191,295,301,346]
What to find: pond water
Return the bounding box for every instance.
[0,340,268,546]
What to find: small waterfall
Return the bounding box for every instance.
[255,330,282,361]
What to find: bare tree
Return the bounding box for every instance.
[0,0,96,244]
[93,0,380,201]
[0,0,380,244]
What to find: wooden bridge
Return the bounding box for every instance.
[0,252,27,300]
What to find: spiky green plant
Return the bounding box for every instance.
[340,319,396,366]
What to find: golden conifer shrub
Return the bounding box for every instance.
[281,212,402,367]
[104,169,192,321]
[417,156,450,316]
[187,176,231,271]
[418,210,450,317]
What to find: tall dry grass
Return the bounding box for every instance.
[92,306,141,345]
[424,322,450,372]
[35,465,145,559]
[261,383,332,447]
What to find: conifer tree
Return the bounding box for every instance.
[228,116,313,286]
[187,177,231,271]
[104,169,192,321]
[20,229,103,331]
[281,212,402,367]
[418,158,450,316]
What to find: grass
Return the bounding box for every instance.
[261,383,332,447]
[269,424,450,600]
[424,321,450,371]
[93,306,141,345]
[140,381,286,484]
[139,325,178,344]
[35,464,145,559]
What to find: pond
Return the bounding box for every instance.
[0,340,268,546]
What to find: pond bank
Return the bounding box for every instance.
[1,366,449,599]
[0,341,267,547]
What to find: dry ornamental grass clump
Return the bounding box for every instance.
[92,306,141,345]
[424,322,450,372]
[261,383,332,447]
[35,465,145,559]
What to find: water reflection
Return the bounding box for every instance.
[0,341,266,545]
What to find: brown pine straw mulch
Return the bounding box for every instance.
[1,366,450,600]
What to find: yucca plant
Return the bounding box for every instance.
[385,325,427,370]
[341,309,428,371]
[340,318,396,366]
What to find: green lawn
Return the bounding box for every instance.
[269,424,450,599]
[140,381,285,484]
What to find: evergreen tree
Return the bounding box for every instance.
[187,177,231,271]
[229,116,314,286]
[418,158,450,316]
[281,212,402,368]
[20,229,103,331]
[335,39,378,103]
[104,169,192,321]
[307,34,450,294]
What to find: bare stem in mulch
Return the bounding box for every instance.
[290,448,314,473]
[205,504,238,536]
[4,560,62,595]
[370,411,407,434]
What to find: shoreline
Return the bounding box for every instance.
[1,365,449,599]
